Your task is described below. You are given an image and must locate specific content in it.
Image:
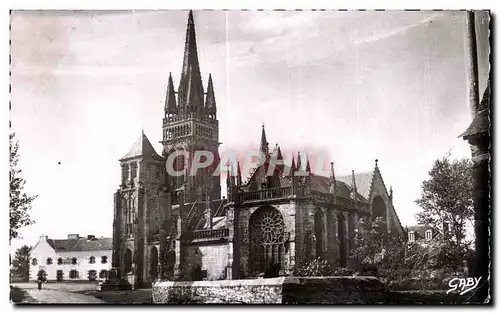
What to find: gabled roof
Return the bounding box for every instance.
[120,131,161,161]
[336,171,374,200]
[310,174,354,199]
[46,237,112,252]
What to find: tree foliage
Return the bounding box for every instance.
[10,133,37,241]
[414,156,473,269]
[11,245,32,279]
[349,217,406,275]
[415,156,473,245]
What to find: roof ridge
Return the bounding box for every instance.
[120,131,160,161]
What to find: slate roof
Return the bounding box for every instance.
[460,81,490,140]
[120,131,162,161]
[197,216,227,230]
[336,171,374,200]
[46,237,113,252]
[310,174,357,199]
[243,162,371,201]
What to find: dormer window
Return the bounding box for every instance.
[408,231,415,243]
[425,230,432,240]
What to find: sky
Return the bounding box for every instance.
[9,10,490,252]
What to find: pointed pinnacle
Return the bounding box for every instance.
[188,10,194,24]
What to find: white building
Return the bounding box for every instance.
[29,234,112,282]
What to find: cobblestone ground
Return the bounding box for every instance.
[11,283,151,304]
[11,283,104,304]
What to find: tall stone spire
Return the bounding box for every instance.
[205,73,217,117]
[236,161,242,186]
[276,145,284,173]
[296,151,302,171]
[305,154,311,172]
[289,154,296,177]
[165,72,177,115]
[329,162,336,194]
[351,170,358,199]
[178,10,204,114]
[259,124,269,160]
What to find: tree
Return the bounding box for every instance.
[11,245,32,280]
[415,156,474,269]
[349,217,406,275]
[10,133,37,241]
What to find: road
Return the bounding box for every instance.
[12,283,105,304]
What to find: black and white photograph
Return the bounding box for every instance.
[9,8,491,304]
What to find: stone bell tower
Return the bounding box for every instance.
[161,10,221,203]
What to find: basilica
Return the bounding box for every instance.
[112,11,405,288]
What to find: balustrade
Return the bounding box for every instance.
[239,186,294,202]
[190,228,229,240]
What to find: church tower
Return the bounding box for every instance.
[161,10,221,203]
[114,130,166,288]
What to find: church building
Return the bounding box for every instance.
[112,11,405,288]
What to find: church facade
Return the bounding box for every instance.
[112,11,405,288]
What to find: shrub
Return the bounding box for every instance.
[293,258,355,277]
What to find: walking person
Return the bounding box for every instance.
[37,277,43,291]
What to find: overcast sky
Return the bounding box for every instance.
[10,10,490,251]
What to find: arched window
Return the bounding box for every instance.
[249,206,285,277]
[37,270,46,281]
[101,256,108,264]
[122,164,129,185]
[372,196,387,220]
[71,257,77,265]
[314,209,324,258]
[89,256,95,264]
[372,196,388,242]
[130,163,138,179]
[124,249,132,273]
[46,258,53,265]
[337,213,347,267]
[57,258,63,265]
[150,246,159,281]
[32,258,37,266]
[88,270,97,281]
[99,270,107,279]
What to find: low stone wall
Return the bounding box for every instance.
[153,276,385,304]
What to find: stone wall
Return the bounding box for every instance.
[185,243,228,280]
[153,276,385,304]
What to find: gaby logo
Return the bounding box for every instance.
[446,277,481,295]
